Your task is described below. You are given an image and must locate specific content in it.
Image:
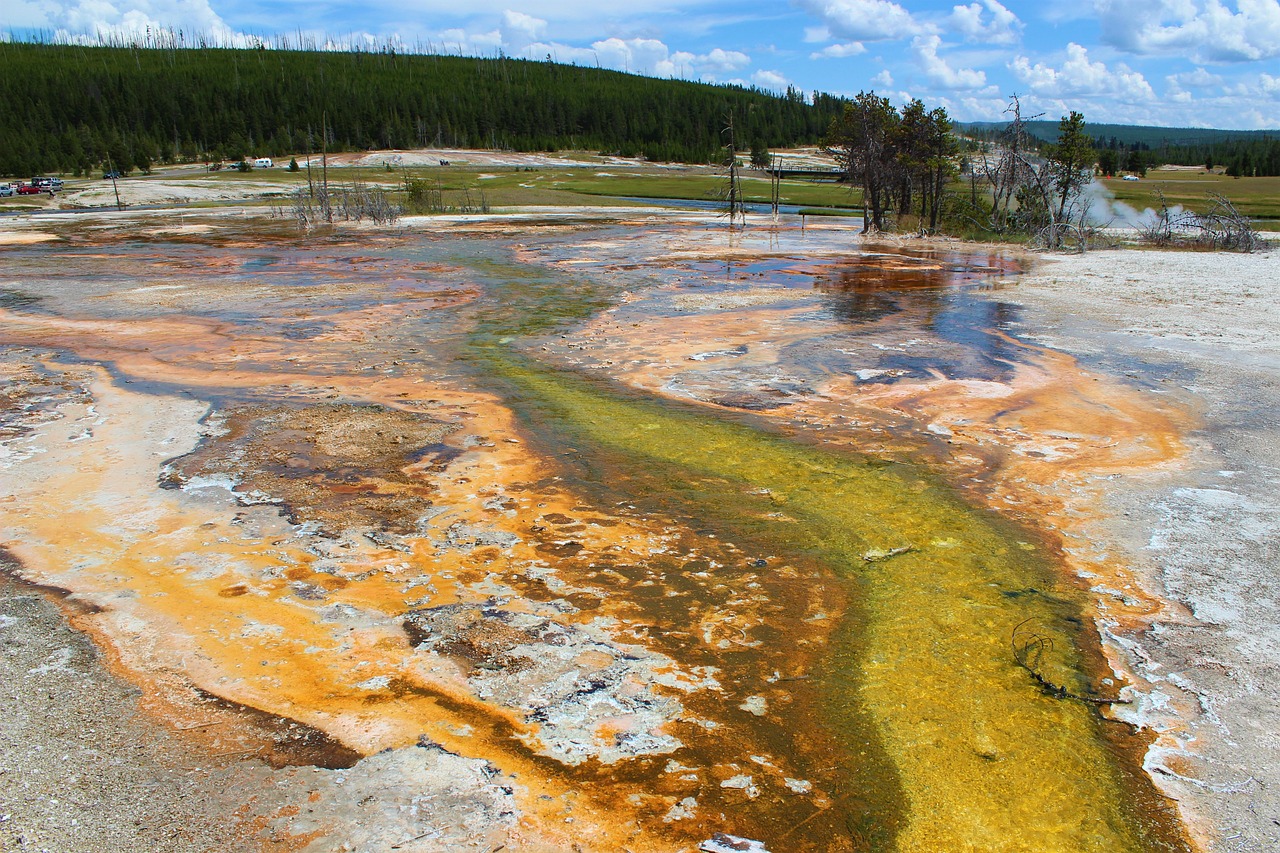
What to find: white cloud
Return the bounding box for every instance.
[1094,0,1280,62]
[871,68,894,87]
[1,0,47,29]
[700,47,752,72]
[591,36,673,74]
[795,0,921,42]
[752,69,790,90]
[436,27,504,53]
[911,34,986,89]
[1167,66,1225,88]
[1009,42,1156,101]
[499,10,546,50]
[810,41,867,58]
[558,37,750,79]
[405,23,750,82]
[947,0,1022,44]
[29,0,251,45]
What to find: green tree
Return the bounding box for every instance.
[824,91,900,233]
[1097,147,1119,177]
[914,105,957,231]
[1045,111,1094,224]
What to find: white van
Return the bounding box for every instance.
[253,157,274,168]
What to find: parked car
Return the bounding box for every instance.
[0,185,14,197]
[1122,175,1140,182]
[103,170,123,180]
[17,184,42,195]
[253,157,274,168]
[32,177,63,191]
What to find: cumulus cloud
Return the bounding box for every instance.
[810,41,867,58]
[871,68,894,87]
[581,39,751,78]
[1094,0,1280,62]
[947,0,1022,44]
[698,47,752,73]
[1167,66,1225,88]
[911,34,986,88]
[590,37,675,73]
[394,19,751,83]
[27,0,250,45]
[752,69,790,90]
[1010,42,1155,101]
[795,0,921,42]
[499,10,547,50]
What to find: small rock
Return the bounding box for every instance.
[663,796,697,822]
[719,775,759,798]
[699,832,770,853]
[861,545,917,562]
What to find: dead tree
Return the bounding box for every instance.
[1011,620,1128,706]
[720,113,746,229]
[1195,193,1267,252]
[980,95,1041,233]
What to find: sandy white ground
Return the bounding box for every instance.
[63,178,295,208]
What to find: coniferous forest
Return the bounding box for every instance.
[0,41,848,176]
[963,120,1280,178]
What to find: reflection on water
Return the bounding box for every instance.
[815,251,1026,382]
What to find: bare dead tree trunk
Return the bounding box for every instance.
[720,113,745,229]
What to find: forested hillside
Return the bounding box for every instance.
[960,119,1280,177]
[959,120,1277,148]
[0,42,846,176]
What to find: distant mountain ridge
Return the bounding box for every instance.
[958,120,1278,148]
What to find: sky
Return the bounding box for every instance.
[5,0,1280,129]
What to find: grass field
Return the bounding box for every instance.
[199,165,867,212]
[552,172,863,209]
[1100,170,1280,220]
[6,160,1271,225]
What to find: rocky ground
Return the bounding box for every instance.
[0,568,270,853]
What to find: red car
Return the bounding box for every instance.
[16,184,42,195]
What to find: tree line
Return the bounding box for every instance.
[1157,137,1280,177]
[822,92,958,233]
[0,41,845,176]
[825,93,1098,248]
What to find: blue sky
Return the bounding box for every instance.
[6,0,1280,128]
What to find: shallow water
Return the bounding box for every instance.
[463,242,1182,851]
[0,219,1189,851]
